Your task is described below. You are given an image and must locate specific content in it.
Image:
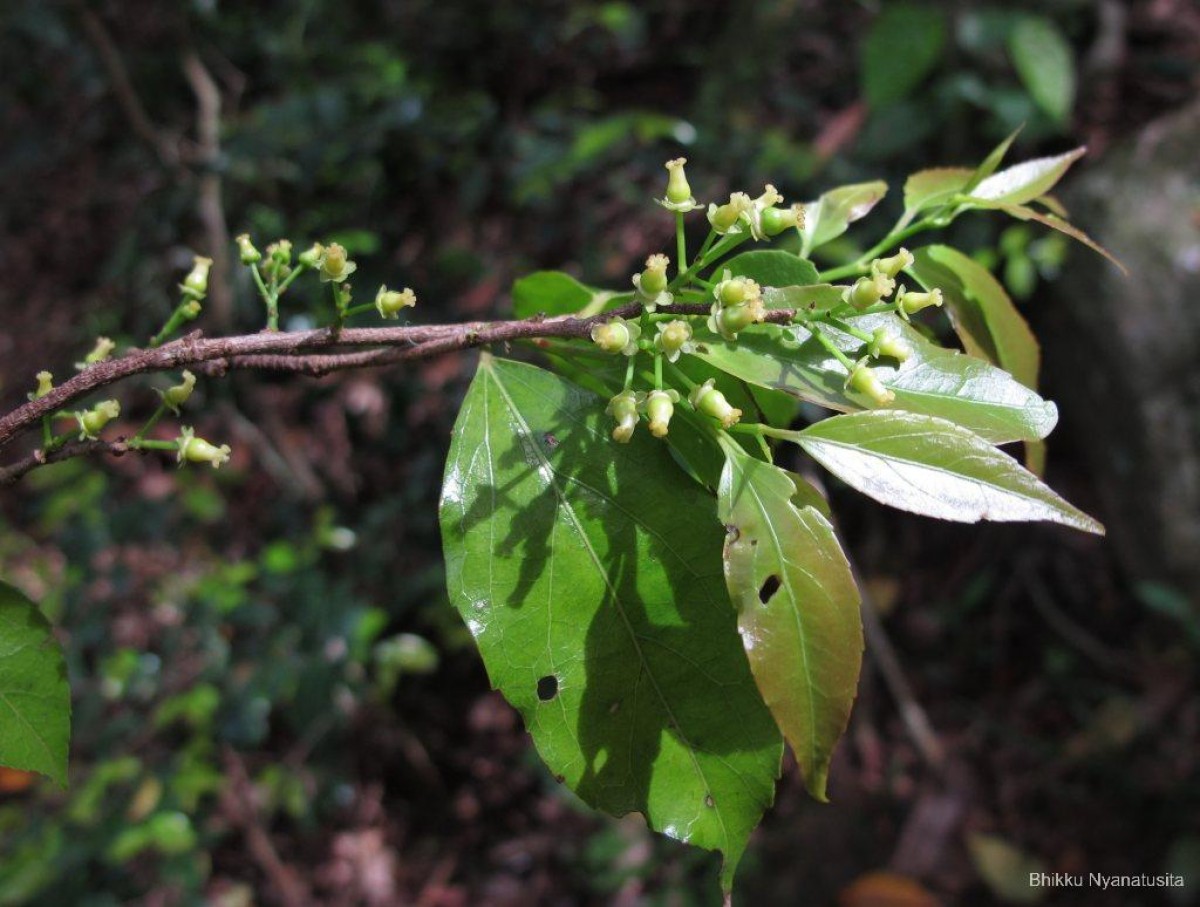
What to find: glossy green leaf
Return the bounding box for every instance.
[439,356,783,890]
[967,147,1084,207]
[908,245,1039,389]
[799,182,889,258]
[762,284,845,314]
[1008,16,1076,124]
[902,167,973,219]
[967,128,1022,190]
[693,315,1058,443]
[0,581,70,787]
[722,250,819,288]
[512,270,619,319]
[717,438,862,801]
[861,3,948,107]
[792,411,1104,533]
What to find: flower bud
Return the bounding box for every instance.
[181,300,203,320]
[318,243,356,284]
[76,400,120,440]
[847,361,895,406]
[714,272,761,308]
[867,326,912,362]
[645,389,679,438]
[77,337,116,370]
[707,192,752,234]
[654,319,694,363]
[748,185,785,240]
[176,426,231,469]
[158,370,196,414]
[235,234,262,265]
[30,371,53,400]
[845,272,896,309]
[708,301,763,341]
[658,158,700,212]
[758,203,805,237]
[590,317,641,356]
[689,379,742,428]
[267,240,293,266]
[606,391,641,443]
[298,243,324,268]
[180,256,213,300]
[872,248,914,279]
[896,287,943,316]
[375,285,417,319]
[632,254,673,310]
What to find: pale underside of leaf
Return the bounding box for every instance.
[792,411,1104,534]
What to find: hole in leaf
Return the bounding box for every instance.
[537,675,559,701]
[705,794,715,808]
[758,575,782,603]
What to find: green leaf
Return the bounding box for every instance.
[0,581,70,787]
[968,128,1022,190]
[762,284,846,314]
[694,315,1058,443]
[799,182,889,257]
[903,167,974,219]
[908,245,1039,389]
[791,411,1104,533]
[1008,16,1076,124]
[511,271,618,319]
[717,438,862,801]
[722,250,819,288]
[861,3,948,108]
[439,356,783,890]
[967,147,1085,207]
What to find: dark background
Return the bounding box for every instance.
[0,1,1197,904]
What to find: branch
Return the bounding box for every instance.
[0,439,151,487]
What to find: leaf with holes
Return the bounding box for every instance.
[439,355,783,892]
[0,581,70,787]
[717,438,862,800]
[694,315,1058,443]
[799,182,889,257]
[790,410,1104,533]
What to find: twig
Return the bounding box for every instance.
[0,439,154,486]
[0,303,802,455]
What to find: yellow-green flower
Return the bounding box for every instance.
[656,158,701,213]
[318,243,357,284]
[375,285,417,319]
[176,426,232,469]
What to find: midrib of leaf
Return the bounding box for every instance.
[482,360,725,833]
[741,472,820,777]
[0,691,57,767]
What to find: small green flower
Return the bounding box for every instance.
[75,400,120,440]
[157,370,197,414]
[713,271,761,308]
[76,337,116,370]
[847,359,895,406]
[747,185,784,241]
[656,158,701,213]
[689,379,742,428]
[298,242,324,268]
[896,286,943,318]
[180,256,213,300]
[707,300,764,340]
[318,243,357,284]
[872,248,914,279]
[654,320,695,363]
[867,326,913,362]
[632,254,673,311]
[707,192,752,235]
[758,202,805,238]
[176,426,231,469]
[235,234,262,265]
[375,285,417,319]
[590,317,641,356]
[29,371,53,401]
[845,272,896,309]
[606,391,642,443]
[645,389,680,438]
